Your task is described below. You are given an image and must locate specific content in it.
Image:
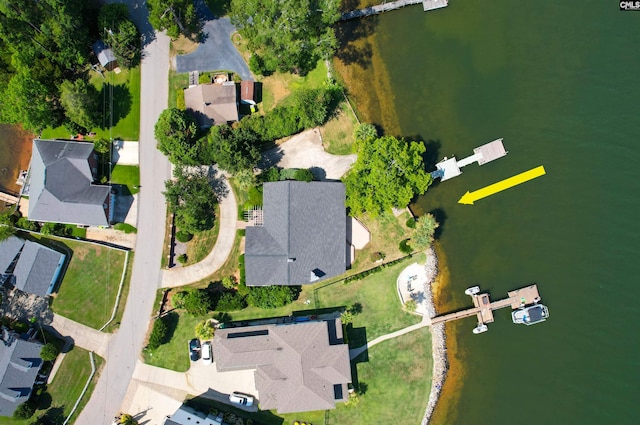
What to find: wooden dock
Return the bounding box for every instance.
[431,284,542,328]
[0,191,19,204]
[340,0,448,21]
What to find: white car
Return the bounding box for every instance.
[229,392,254,407]
[201,341,212,366]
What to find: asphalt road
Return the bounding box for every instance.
[76,3,172,423]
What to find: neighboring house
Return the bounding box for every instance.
[0,328,43,417]
[245,181,346,286]
[184,82,239,128]
[163,405,227,425]
[92,40,118,71]
[213,318,352,414]
[0,236,66,297]
[27,139,113,227]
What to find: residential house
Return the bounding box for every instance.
[244,181,346,286]
[212,318,352,414]
[27,139,113,227]
[163,405,227,425]
[92,40,118,71]
[0,328,43,416]
[184,83,239,128]
[0,236,66,297]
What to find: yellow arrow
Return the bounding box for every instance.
[458,166,546,205]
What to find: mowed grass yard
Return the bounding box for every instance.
[4,347,104,425]
[41,66,141,141]
[44,237,129,330]
[329,328,433,425]
[111,164,140,195]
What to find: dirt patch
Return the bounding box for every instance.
[72,245,92,261]
[171,35,199,55]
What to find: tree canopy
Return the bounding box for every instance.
[163,166,217,233]
[411,213,439,251]
[99,4,140,68]
[155,108,200,164]
[147,0,200,40]
[230,0,340,75]
[344,135,432,216]
[60,79,101,132]
[205,124,261,174]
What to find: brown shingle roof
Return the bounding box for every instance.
[184,83,238,127]
[212,319,351,413]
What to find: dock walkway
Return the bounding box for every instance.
[340,0,448,21]
[0,191,18,204]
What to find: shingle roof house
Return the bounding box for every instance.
[28,139,112,227]
[212,318,351,413]
[245,181,346,286]
[0,329,42,416]
[0,236,66,297]
[92,40,118,71]
[184,83,239,128]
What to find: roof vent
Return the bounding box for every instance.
[287,258,296,263]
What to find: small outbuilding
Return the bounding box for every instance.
[92,40,118,71]
[240,80,255,104]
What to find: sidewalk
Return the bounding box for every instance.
[161,176,237,287]
[49,314,111,358]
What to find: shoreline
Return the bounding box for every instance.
[421,246,449,425]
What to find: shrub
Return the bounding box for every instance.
[114,223,137,234]
[262,167,281,182]
[399,239,412,254]
[238,255,246,287]
[13,402,35,419]
[293,168,314,182]
[176,89,186,110]
[148,317,168,350]
[216,292,247,311]
[177,253,188,264]
[171,291,186,309]
[181,290,213,315]
[406,217,416,228]
[176,230,193,243]
[40,343,59,362]
[198,73,211,84]
[41,222,71,237]
[249,54,266,75]
[404,299,417,313]
[341,310,353,325]
[247,285,299,309]
[195,320,215,340]
[221,276,236,289]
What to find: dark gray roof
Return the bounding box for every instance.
[245,182,346,286]
[0,330,42,417]
[13,241,65,296]
[29,139,111,226]
[92,40,117,67]
[0,237,24,274]
[213,319,351,414]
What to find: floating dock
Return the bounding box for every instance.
[432,138,508,181]
[340,0,448,21]
[431,284,544,333]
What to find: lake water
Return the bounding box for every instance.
[336,1,640,424]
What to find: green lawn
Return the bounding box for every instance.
[143,312,198,372]
[320,100,359,155]
[185,204,220,265]
[3,347,104,425]
[41,66,141,141]
[46,237,128,330]
[328,328,433,425]
[169,70,189,109]
[111,164,140,195]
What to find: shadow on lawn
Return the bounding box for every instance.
[100,83,132,129]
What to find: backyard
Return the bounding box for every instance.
[40,236,130,330]
[41,66,141,141]
[4,347,104,425]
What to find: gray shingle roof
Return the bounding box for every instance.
[12,241,65,296]
[213,319,351,414]
[0,237,24,274]
[92,40,117,67]
[0,330,42,417]
[28,139,111,226]
[245,182,346,286]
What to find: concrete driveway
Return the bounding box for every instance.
[112,140,139,166]
[176,2,252,79]
[261,129,357,180]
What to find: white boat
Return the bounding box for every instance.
[465,286,480,296]
[472,323,488,334]
[511,304,549,326]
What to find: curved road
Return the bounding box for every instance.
[77,5,172,423]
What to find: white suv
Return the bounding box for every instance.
[201,341,212,366]
[229,392,254,407]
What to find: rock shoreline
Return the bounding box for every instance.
[421,246,448,425]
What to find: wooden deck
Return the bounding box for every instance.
[476,138,508,165]
[340,0,448,21]
[0,191,19,204]
[431,284,542,327]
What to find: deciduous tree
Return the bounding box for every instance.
[147,0,200,40]
[344,135,432,216]
[411,213,439,251]
[164,167,217,233]
[205,125,261,173]
[99,4,140,68]
[155,108,200,164]
[1,70,61,132]
[60,79,101,131]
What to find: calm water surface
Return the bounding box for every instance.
[350,1,639,424]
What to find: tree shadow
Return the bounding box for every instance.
[33,406,66,425]
[161,312,180,344]
[186,392,285,424]
[334,15,379,69]
[100,83,132,129]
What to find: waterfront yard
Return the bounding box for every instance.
[43,237,130,330]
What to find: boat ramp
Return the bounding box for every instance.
[340,0,448,21]
[431,284,546,333]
